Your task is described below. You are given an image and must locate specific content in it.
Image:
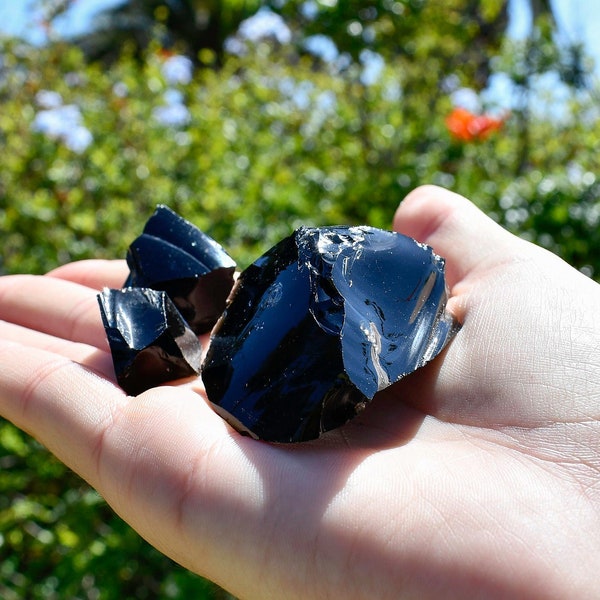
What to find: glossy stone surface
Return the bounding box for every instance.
[201,226,457,443]
[98,287,202,395]
[125,205,236,334]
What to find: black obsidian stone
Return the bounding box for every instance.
[98,287,202,395]
[125,205,236,334]
[201,226,457,443]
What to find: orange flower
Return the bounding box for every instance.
[157,47,175,60]
[445,107,505,142]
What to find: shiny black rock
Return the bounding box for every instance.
[201,226,457,443]
[98,287,202,395]
[125,205,236,334]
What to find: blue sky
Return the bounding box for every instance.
[0,0,125,44]
[1,0,598,73]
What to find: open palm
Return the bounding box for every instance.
[1,186,599,599]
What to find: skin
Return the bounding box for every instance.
[0,185,599,599]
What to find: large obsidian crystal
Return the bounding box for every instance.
[202,226,457,443]
[125,205,236,334]
[98,287,202,395]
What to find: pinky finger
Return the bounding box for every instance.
[0,320,115,380]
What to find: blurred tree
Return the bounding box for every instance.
[274,0,509,89]
[39,0,565,88]
[38,0,262,64]
[530,0,554,20]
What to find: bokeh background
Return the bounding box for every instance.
[1,1,599,598]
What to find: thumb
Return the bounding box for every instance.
[393,185,524,292]
[390,185,600,430]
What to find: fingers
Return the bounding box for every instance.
[0,340,126,474]
[0,320,115,379]
[393,186,525,290]
[0,260,131,353]
[0,274,108,349]
[47,259,129,290]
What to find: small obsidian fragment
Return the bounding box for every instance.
[202,226,457,443]
[98,287,202,395]
[125,205,236,334]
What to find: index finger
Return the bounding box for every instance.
[0,274,108,349]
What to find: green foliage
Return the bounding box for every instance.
[2,35,598,275]
[1,3,600,596]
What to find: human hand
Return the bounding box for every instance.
[1,186,599,599]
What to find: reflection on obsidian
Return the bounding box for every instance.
[125,205,236,334]
[98,287,202,396]
[202,226,458,443]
